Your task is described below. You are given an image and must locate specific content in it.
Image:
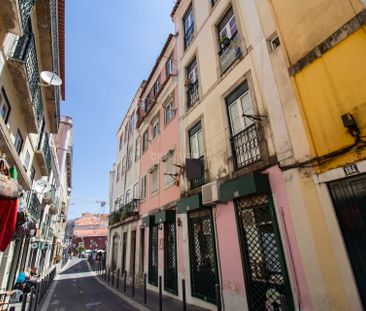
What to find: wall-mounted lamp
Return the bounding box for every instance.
[177,218,182,227]
[342,113,360,137]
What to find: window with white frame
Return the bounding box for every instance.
[125,190,131,204]
[218,8,238,47]
[153,76,161,97]
[141,176,147,200]
[189,122,204,159]
[116,164,121,182]
[150,165,159,194]
[142,131,149,152]
[151,115,160,139]
[165,100,175,125]
[166,54,174,76]
[14,129,23,155]
[183,5,195,49]
[23,151,30,171]
[0,89,11,123]
[164,150,176,186]
[135,138,141,160]
[127,146,133,170]
[133,182,139,199]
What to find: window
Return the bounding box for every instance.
[142,131,149,152]
[153,76,161,96]
[183,5,195,49]
[116,164,121,182]
[135,138,141,161]
[150,165,159,194]
[186,59,199,109]
[141,176,147,200]
[119,133,123,151]
[0,89,11,123]
[133,182,139,199]
[166,54,174,76]
[217,8,241,72]
[127,146,133,170]
[30,166,35,182]
[125,190,131,204]
[164,150,176,186]
[165,100,175,125]
[151,115,160,139]
[14,129,23,155]
[124,124,129,142]
[130,112,135,131]
[227,86,254,136]
[23,151,30,171]
[121,156,126,177]
[189,122,204,159]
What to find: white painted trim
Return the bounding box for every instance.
[314,159,366,184]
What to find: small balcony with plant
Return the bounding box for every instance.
[109,199,139,226]
[34,131,52,175]
[218,31,242,73]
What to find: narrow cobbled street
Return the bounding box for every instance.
[44,259,139,311]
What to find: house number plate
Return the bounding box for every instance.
[343,163,359,176]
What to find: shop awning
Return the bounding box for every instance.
[154,210,176,224]
[142,215,155,227]
[220,173,270,201]
[177,194,202,214]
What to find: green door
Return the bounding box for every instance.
[148,225,158,286]
[235,193,294,311]
[329,174,366,309]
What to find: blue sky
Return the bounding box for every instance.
[62,1,174,219]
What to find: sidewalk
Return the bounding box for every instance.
[92,267,211,311]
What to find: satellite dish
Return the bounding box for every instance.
[33,176,49,193]
[40,71,63,87]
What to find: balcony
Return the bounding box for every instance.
[186,81,199,110]
[35,0,61,133]
[189,156,205,189]
[0,0,35,37]
[7,34,44,133]
[184,24,194,49]
[231,123,262,170]
[29,193,42,222]
[109,199,139,226]
[34,131,52,175]
[218,32,242,73]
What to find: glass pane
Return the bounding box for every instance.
[190,134,199,158]
[229,101,244,135]
[241,92,254,127]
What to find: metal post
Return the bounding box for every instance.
[159,276,162,311]
[143,273,147,304]
[123,270,127,292]
[28,286,35,311]
[107,268,110,283]
[182,279,186,311]
[20,292,27,311]
[111,271,114,287]
[215,284,221,311]
[116,269,120,289]
[132,272,135,297]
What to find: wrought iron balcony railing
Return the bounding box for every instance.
[29,193,42,221]
[184,24,195,49]
[231,123,261,170]
[109,199,139,226]
[38,132,52,174]
[186,80,199,110]
[218,31,242,73]
[12,34,44,129]
[19,0,36,30]
[189,156,205,189]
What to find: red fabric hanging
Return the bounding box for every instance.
[0,198,18,252]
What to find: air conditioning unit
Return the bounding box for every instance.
[202,181,221,205]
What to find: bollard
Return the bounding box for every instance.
[144,273,147,304]
[159,276,162,311]
[182,279,187,311]
[123,271,127,292]
[28,286,35,311]
[107,268,110,283]
[215,284,222,311]
[132,272,135,297]
[111,272,115,287]
[20,292,28,311]
[116,269,120,289]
